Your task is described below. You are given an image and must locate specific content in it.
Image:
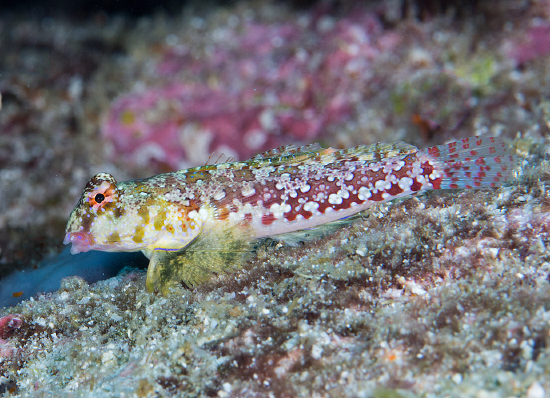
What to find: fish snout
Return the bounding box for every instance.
[63,232,94,254]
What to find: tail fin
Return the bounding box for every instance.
[425,136,516,189]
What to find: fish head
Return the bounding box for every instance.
[64,173,203,255]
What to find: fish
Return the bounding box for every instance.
[64,136,515,293]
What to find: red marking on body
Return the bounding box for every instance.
[339,197,359,210]
[410,179,422,191]
[393,154,416,179]
[421,161,434,176]
[392,166,410,179]
[285,211,299,222]
[317,201,331,214]
[386,183,404,196]
[261,213,276,225]
[431,177,442,189]
[428,147,440,157]
[370,191,384,201]
[475,158,486,166]
[244,213,253,222]
[216,207,230,221]
[282,195,305,222]
[448,142,457,153]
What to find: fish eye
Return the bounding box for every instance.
[95,193,105,203]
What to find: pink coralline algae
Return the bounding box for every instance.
[507,24,550,65]
[0,314,22,340]
[103,12,400,170]
[0,314,22,359]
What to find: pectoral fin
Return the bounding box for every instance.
[145,224,253,294]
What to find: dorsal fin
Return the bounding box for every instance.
[205,152,235,166]
[242,143,325,168]
[333,141,419,162]
[178,141,419,179]
[252,143,322,160]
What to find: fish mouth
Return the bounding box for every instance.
[63,232,94,254]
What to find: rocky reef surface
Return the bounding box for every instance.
[2,0,550,396]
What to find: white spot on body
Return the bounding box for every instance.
[429,170,441,180]
[269,203,292,219]
[394,160,406,171]
[398,177,414,191]
[410,161,423,177]
[313,192,326,202]
[300,184,311,193]
[357,187,372,201]
[213,190,226,201]
[274,173,291,191]
[328,193,343,205]
[241,185,256,198]
[383,161,396,173]
[251,165,275,185]
[374,179,387,191]
[303,201,319,213]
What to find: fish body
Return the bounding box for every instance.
[64,136,515,292]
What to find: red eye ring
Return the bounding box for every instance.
[89,189,111,210]
[82,173,118,212]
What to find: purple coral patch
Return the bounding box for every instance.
[507,24,550,65]
[102,13,399,170]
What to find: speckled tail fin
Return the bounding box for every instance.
[146,223,253,294]
[425,136,516,189]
